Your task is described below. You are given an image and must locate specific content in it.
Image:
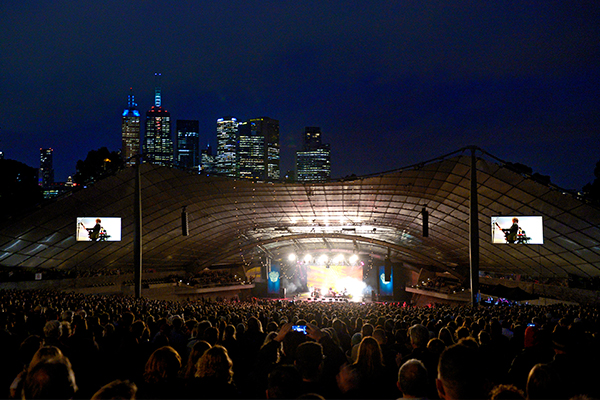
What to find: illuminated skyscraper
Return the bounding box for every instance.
[201,144,215,175]
[296,127,331,182]
[238,117,280,181]
[38,148,54,187]
[121,88,140,167]
[216,116,238,177]
[144,73,173,166]
[175,119,200,171]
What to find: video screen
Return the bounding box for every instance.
[76,217,122,241]
[491,216,543,244]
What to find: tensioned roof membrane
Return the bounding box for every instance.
[1,148,599,280]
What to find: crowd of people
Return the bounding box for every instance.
[0,288,598,399]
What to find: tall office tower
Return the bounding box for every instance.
[237,120,264,180]
[144,73,173,166]
[216,116,238,177]
[39,148,54,186]
[201,144,216,174]
[238,117,280,181]
[175,119,200,171]
[296,127,331,183]
[121,88,141,167]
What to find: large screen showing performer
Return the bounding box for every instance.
[491,216,543,244]
[76,217,122,242]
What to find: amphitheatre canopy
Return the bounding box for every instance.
[1,147,599,282]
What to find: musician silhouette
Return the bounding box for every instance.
[87,218,102,241]
[501,217,520,244]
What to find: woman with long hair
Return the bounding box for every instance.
[182,340,211,380]
[187,345,239,399]
[137,346,183,399]
[338,336,398,399]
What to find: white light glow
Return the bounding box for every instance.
[349,254,359,263]
[288,253,297,261]
[333,254,344,264]
[319,254,328,263]
[304,254,312,262]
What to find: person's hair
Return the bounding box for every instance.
[398,359,428,398]
[437,344,485,399]
[409,324,430,348]
[183,340,211,379]
[455,326,470,341]
[372,328,387,345]
[427,338,446,355]
[489,383,525,399]
[130,320,146,339]
[91,379,137,400]
[526,363,563,400]
[224,324,236,340]
[195,345,234,383]
[266,365,302,399]
[295,341,323,380]
[43,320,62,339]
[247,316,263,333]
[203,326,219,346]
[23,356,78,399]
[18,336,43,367]
[354,336,384,376]
[361,323,374,337]
[512,217,518,223]
[281,330,307,360]
[28,346,64,373]
[143,346,182,384]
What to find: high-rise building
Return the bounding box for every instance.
[201,144,216,175]
[175,119,200,171]
[121,88,140,167]
[296,127,331,183]
[143,73,173,166]
[39,148,54,187]
[237,120,265,180]
[216,116,238,177]
[238,117,280,181]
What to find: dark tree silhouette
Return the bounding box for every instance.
[582,159,600,202]
[0,159,43,222]
[74,147,123,185]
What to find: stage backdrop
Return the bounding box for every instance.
[306,263,364,298]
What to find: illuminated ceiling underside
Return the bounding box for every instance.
[1,149,599,279]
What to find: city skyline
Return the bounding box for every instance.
[2,2,599,190]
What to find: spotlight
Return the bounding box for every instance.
[304,254,312,262]
[288,253,297,261]
[349,254,358,263]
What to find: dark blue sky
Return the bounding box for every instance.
[1,1,599,189]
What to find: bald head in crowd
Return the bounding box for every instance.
[397,359,429,399]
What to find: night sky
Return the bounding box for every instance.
[2,1,599,190]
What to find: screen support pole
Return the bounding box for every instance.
[134,155,142,298]
[469,146,480,307]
